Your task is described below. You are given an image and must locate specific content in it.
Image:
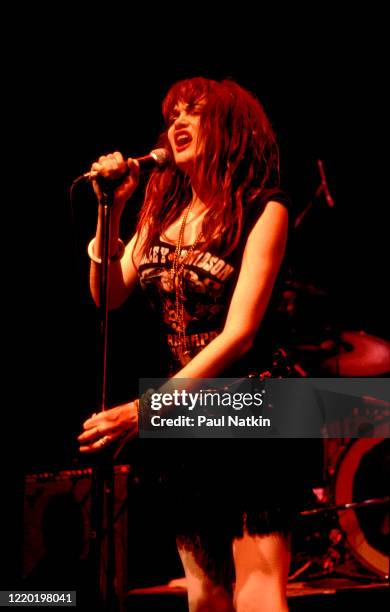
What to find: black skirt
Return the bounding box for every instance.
[127,438,316,586]
[129,438,314,536]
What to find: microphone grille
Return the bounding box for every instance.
[150,148,171,168]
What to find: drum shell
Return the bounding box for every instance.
[333,437,389,578]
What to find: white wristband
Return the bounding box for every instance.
[87,237,125,263]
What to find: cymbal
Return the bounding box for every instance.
[321,331,390,376]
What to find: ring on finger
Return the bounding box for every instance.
[98,435,110,448]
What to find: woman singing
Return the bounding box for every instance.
[78,76,298,611]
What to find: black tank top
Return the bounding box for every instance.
[138,188,291,375]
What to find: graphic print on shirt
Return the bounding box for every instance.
[138,242,235,364]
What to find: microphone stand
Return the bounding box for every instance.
[89,180,120,611]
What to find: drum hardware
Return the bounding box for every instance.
[289,525,349,582]
[286,162,388,378]
[284,214,389,375]
[293,159,335,229]
[300,496,390,517]
[292,437,389,582]
[333,438,389,579]
[290,496,389,582]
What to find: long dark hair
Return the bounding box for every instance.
[135,76,280,259]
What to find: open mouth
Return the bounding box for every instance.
[174,131,192,151]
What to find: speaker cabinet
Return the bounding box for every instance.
[23,465,130,606]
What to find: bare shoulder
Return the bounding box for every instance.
[246,200,289,253]
[253,199,289,228]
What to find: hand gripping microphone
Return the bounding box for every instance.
[82,148,171,180]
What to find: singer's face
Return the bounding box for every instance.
[167,99,204,172]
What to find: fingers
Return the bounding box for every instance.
[77,425,100,444]
[126,157,140,175]
[79,435,112,454]
[78,418,118,444]
[90,151,127,180]
[82,409,123,432]
[78,419,113,453]
[89,152,140,207]
[78,404,136,453]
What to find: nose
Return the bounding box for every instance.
[173,110,189,129]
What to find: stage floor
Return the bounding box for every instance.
[126,576,389,610]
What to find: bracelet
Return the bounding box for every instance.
[139,389,155,414]
[87,237,125,263]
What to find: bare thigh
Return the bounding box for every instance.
[177,540,234,612]
[233,532,291,612]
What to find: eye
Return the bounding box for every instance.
[188,103,203,115]
[167,110,179,126]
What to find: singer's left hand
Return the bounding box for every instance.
[77,401,139,453]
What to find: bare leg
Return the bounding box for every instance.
[177,541,234,612]
[233,532,291,612]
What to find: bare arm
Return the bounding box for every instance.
[89,224,141,309]
[78,200,288,451]
[172,200,289,378]
[88,152,143,308]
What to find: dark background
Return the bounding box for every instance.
[16,17,387,470]
[5,8,388,589]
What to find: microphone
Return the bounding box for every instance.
[317,159,335,207]
[83,148,171,180]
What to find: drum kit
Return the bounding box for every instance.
[283,159,389,378]
[285,161,390,582]
[291,437,389,582]
[280,279,390,378]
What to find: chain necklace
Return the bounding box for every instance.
[170,201,204,366]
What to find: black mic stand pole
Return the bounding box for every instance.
[89,180,120,611]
